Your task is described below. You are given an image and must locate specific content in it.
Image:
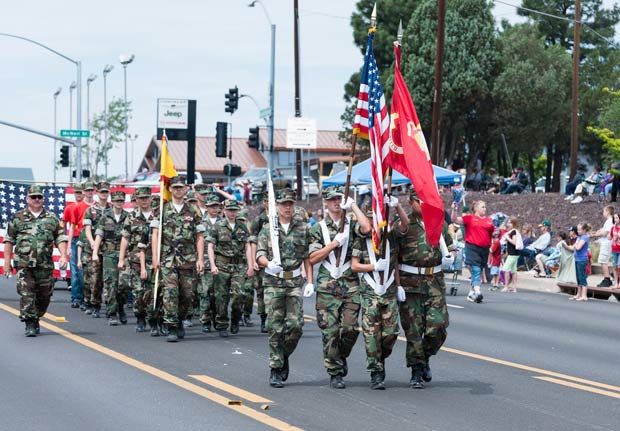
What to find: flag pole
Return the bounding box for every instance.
[335,3,377,267]
[153,178,164,309]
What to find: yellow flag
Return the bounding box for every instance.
[160,132,177,202]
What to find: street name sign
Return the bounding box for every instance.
[60,129,90,138]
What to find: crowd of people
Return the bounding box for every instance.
[3,177,457,392]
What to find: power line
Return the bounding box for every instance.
[299,9,349,21]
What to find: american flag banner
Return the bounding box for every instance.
[0,181,67,278]
[353,30,390,253]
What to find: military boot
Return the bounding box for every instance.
[260,314,268,333]
[91,308,101,318]
[108,313,119,326]
[330,375,346,389]
[167,326,179,342]
[24,321,37,337]
[410,368,425,389]
[79,302,89,312]
[148,319,160,337]
[34,319,40,335]
[422,360,433,383]
[243,314,254,327]
[219,329,229,338]
[230,320,240,334]
[370,371,385,390]
[281,355,290,382]
[136,317,147,333]
[177,325,186,340]
[84,305,93,315]
[118,306,128,325]
[269,368,284,388]
[201,322,212,333]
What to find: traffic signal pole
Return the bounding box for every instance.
[293,0,302,200]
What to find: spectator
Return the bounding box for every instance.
[598,167,614,202]
[564,171,585,197]
[609,162,620,202]
[308,212,317,226]
[357,184,371,208]
[609,213,620,289]
[568,167,603,203]
[488,230,502,291]
[563,223,592,301]
[592,206,614,287]
[501,167,528,194]
[521,224,533,249]
[484,168,500,193]
[315,208,324,223]
[500,217,523,292]
[533,232,568,277]
[522,220,552,264]
[465,168,483,191]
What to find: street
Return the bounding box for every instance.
[0,277,618,431]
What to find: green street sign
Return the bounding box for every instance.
[60,129,90,138]
[259,107,272,120]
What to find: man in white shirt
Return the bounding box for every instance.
[522,220,552,263]
[594,206,614,287]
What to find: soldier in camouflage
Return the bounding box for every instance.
[151,176,204,342]
[118,186,154,333]
[92,191,129,326]
[256,189,313,388]
[76,181,95,311]
[395,187,455,389]
[248,193,269,333]
[3,185,69,336]
[82,181,111,318]
[207,199,254,337]
[237,208,258,328]
[308,186,371,389]
[351,199,409,389]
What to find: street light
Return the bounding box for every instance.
[86,73,97,173]
[119,54,135,180]
[103,64,114,178]
[69,80,77,129]
[248,0,276,171]
[53,87,62,182]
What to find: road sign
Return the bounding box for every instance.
[60,129,90,138]
[259,107,272,120]
[286,117,317,149]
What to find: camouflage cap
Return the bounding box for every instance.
[130,194,136,202]
[237,209,249,221]
[151,195,161,209]
[83,181,95,191]
[185,190,198,202]
[205,195,220,206]
[223,199,241,211]
[409,187,420,202]
[97,181,110,192]
[27,185,44,197]
[193,183,210,194]
[276,189,296,203]
[134,186,151,198]
[322,186,344,200]
[111,191,126,202]
[73,182,84,192]
[169,175,186,188]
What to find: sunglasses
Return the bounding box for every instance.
[30,196,43,200]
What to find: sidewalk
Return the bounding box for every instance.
[517,270,606,294]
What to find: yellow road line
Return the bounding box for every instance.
[305,313,620,393]
[0,302,302,431]
[189,374,273,404]
[533,376,620,399]
[43,311,68,322]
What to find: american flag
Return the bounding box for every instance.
[0,181,67,278]
[353,31,389,253]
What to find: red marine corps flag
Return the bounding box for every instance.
[387,41,444,246]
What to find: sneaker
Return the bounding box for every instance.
[91,309,100,318]
[597,278,613,288]
[71,302,79,309]
[475,292,484,303]
[136,318,147,333]
[84,306,93,315]
[108,314,119,326]
[230,320,239,334]
[118,307,128,325]
[167,327,178,343]
[330,375,346,389]
[467,291,477,302]
[370,371,386,390]
[270,369,284,388]
[182,319,193,328]
[410,369,425,389]
[422,361,432,382]
[571,196,583,204]
[243,315,254,327]
[281,355,289,382]
[34,320,40,335]
[24,321,37,337]
[79,302,88,311]
[564,194,574,201]
[201,323,212,333]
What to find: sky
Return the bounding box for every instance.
[0,0,610,183]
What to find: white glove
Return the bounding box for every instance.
[386,195,399,208]
[397,286,406,302]
[267,260,283,273]
[303,283,315,297]
[374,258,388,272]
[334,232,349,247]
[340,196,354,210]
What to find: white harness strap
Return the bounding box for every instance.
[319,218,351,279]
[361,238,394,296]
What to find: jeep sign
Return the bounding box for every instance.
[157,99,189,129]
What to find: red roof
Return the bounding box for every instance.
[258,128,351,153]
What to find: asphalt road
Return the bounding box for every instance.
[1,276,618,431]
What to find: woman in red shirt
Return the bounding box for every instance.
[609,213,620,289]
[452,200,494,303]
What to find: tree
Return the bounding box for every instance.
[587,88,620,163]
[89,98,131,179]
[399,0,497,166]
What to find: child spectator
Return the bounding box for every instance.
[609,213,620,289]
[563,223,592,301]
[500,217,523,292]
[489,230,502,291]
[533,232,568,277]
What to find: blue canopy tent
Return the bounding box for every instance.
[322,158,461,187]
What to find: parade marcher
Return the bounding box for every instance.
[181,188,200,329]
[249,193,270,333]
[207,199,254,337]
[237,208,258,328]
[82,181,111,318]
[64,182,85,308]
[92,191,129,326]
[308,186,371,389]
[3,185,68,336]
[151,176,205,342]
[195,190,221,333]
[351,197,408,389]
[256,189,312,387]
[118,187,154,333]
[397,188,455,389]
[73,181,95,311]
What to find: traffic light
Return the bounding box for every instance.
[223,164,241,177]
[248,126,259,149]
[215,122,228,158]
[224,86,239,114]
[60,145,70,167]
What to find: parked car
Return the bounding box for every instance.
[236,168,294,200]
[292,176,319,198]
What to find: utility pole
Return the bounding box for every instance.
[430,0,445,165]
[570,0,581,180]
[293,0,303,200]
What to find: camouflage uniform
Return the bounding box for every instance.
[352,233,400,374]
[152,181,205,328]
[82,183,110,312]
[206,199,252,331]
[256,190,309,370]
[4,186,68,325]
[121,187,155,325]
[309,188,365,377]
[395,189,453,373]
[247,205,269,323]
[95,191,129,318]
[237,209,256,324]
[197,193,220,327]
